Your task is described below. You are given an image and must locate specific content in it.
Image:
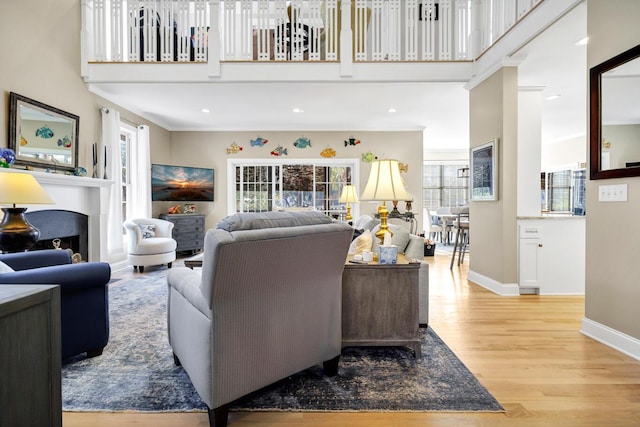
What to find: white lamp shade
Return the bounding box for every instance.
[360,159,411,201]
[0,172,54,205]
[339,185,359,203]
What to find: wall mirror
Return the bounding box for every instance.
[8,92,79,173]
[590,43,640,180]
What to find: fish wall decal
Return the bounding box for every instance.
[321,147,336,158]
[293,137,311,148]
[270,146,288,156]
[226,142,243,154]
[344,137,360,147]
[250,137,268,147]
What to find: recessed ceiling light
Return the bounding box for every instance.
[574,37,589,46]
[388,108,397,113]
[292,108,304,113]
[201,108,210,113]
[545,94,561,101]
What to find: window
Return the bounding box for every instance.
[229,159,358,218]
[547,169,571,212]
[422,161,469,210]
[119,124,135,225]
[541,168,586,215]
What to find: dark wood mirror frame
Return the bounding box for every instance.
[590,43,640,180]
[8,92,79,173]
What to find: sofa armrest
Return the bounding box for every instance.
[0,249,72,271]
[167,267,211,318]
[0,262,111,293]
[405,234,425,260]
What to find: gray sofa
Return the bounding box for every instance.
[352,214,429,326]
[166,211,353,427]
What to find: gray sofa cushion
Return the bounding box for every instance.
[217,211,332,232]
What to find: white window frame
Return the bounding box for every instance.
[227,158,360,217]
[119,122,136,225]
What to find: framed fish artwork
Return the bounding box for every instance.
[8,92,79,173]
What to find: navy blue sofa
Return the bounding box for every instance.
[0,249,111,360]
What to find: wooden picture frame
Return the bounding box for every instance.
[470,139,498,201]
[8,92,79,173]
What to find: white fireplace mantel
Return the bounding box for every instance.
[0,169,112,262]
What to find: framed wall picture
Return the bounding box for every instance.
[470,139,498,201]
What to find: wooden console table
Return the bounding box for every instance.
[342,254,421,358]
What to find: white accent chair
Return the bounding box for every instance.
[123,218,177,273]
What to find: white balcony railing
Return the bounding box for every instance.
[82,0,543,65]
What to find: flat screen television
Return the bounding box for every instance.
[151,164,214,202]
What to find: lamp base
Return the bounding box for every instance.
[374,203,394,245]
[345,204,353,221]
[0,208,40,253]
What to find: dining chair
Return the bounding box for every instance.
[423,208,444,242]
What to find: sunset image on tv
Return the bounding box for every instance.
[151,164,214,201]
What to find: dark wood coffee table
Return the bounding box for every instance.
[183,253,203,269]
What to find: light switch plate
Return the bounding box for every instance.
[599,184,628,202]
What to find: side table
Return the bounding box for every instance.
[342,254,421,358]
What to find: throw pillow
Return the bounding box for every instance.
[138,223,156,239]
[348,229,372,254]
[371,223,410,252]
[0,260,15,274]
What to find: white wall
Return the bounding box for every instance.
[542,135,587,171]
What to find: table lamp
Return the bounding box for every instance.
[0,172,54,252]
[360,159,410,245]
[339,185,359,221]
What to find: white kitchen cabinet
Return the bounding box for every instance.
[517,218,585,295]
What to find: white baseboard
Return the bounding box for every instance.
[581,318,640,362]
[467,270,520,296]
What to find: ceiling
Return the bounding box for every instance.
[89,4,587,151]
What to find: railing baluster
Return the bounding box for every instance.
[324,0,338,61]
[405,0,418,61]
[307,0,321,61]
[93,0,106,61]
[274,0,287,61]
[110,0,123,61]
[239,0,252,60]
[421,0,436,60]
[371,0,383,61]
[127,0,139,62]
[175,1,190,62]
[440,0,452,60]
[388,0,401,61]
[455,0,470,60]
[353,0,368,61]
[192,0,207,62]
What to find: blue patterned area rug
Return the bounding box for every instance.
[61,270,503,413]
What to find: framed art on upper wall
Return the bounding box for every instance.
[470,139,498,201]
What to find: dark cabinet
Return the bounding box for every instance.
[159,213,205,253]
[0,285,62,427]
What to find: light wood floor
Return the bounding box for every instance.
[64,252,640,427]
